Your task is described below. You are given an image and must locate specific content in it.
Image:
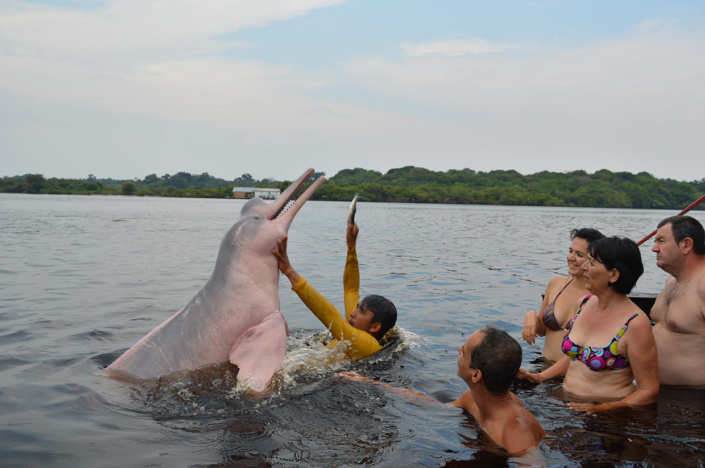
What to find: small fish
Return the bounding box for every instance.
[347,193,358,225]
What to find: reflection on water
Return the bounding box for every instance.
[1,193,704,467]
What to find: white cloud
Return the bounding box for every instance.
[0,0,359,137]
[0,2,703,181]
[347,28,705,120]
[336,26,705,178]
[0,0,344,56]
[402,39,522,57]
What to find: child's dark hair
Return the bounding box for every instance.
[360,295,397,340]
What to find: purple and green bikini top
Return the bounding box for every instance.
[541,277,573,332]
[562,295,646,372]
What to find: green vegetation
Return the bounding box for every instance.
[2,167,703,210]
[93,171,277,190]
[120,181,136,195]
[0,172,285,199]
[311,167,705,210]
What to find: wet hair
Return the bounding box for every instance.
[470,327,522,395]
[571,227,605,245]
[361,295,397,341]
[587,236,644,294]
[657,216,705,256]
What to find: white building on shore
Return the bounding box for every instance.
[231,187,280,199]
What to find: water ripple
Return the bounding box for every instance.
[1,194,703,466]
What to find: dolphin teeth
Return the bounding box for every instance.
[274,200,296,219]
[271,176,309,219]
[272,197,296,220]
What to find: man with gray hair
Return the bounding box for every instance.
[650,215,705,386]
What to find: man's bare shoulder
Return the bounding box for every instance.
[696,266,705,298]
[500,407,545,455]
[450,390,478,415]
[694,269,705,321]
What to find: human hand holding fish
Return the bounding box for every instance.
[346,194,359,249]
[346,223,359,250]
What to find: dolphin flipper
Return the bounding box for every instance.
[229,312,288,391]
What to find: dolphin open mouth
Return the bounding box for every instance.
[271,169,315,220]
[267,168,325,227]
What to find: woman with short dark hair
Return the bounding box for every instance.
[517,236,659,412]
[522,228,604,362]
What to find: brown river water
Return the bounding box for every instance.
[1,193,704,467]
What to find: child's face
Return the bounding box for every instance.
[349,303,379,336]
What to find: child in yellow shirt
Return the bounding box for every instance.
[273,223,397,360]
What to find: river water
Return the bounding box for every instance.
[1,193,704,467]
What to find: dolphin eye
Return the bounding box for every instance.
[254,215,260,220]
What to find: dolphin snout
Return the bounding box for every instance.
[268,169,324,229]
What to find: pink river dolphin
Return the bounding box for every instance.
[108,168,325,391]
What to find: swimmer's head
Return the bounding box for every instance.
[464,327,522,395]
[360,295,397,341]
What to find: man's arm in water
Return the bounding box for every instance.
[338,372,544,457]
[336,372,438,404]
[338,372,477,410]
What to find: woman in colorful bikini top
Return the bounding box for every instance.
[517,236,660,413]
[522,228,604,362]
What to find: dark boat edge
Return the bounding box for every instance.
[540,292,658,317]
[628,292,659,317]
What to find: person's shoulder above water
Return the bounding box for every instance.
[339,327,545,455]
[454,327,545,454]
[546,274,569,289]
[451,389,544,455]
[541,275,572,302]
[499,400,545,456]
[697,268,705,300]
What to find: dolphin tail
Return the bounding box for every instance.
[229,311,288,392]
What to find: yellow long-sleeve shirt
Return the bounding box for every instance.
[291,246,382,360]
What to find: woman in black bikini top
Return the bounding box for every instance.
[522,228,605,362]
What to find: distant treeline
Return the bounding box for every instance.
[314,167,705,210]
[2,167,703,210]
[0,172,298,199]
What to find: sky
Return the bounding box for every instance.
[1,0,704,182]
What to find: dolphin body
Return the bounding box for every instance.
[108,169,325,390]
